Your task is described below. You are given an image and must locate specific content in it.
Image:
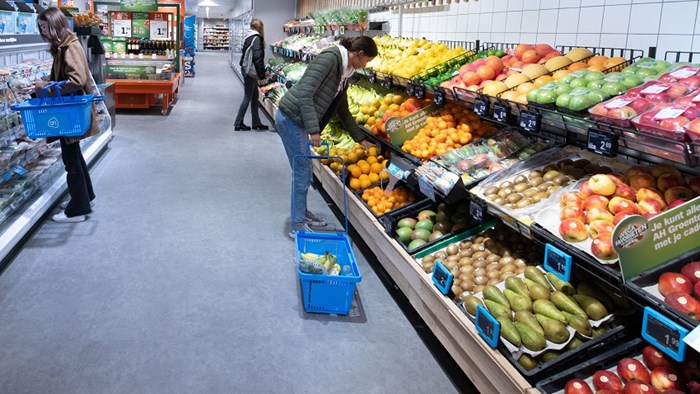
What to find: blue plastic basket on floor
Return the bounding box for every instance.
[11,80,104,139]
[293,153,361,315]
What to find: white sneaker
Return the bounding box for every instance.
[60,201,95,210]
[51,212,87,223]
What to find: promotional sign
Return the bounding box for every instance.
[613,196,700,280]
[149,12,168,40]
[112,12,132,37]
[120,0,158,12]
[386,103,438,146]
[131,12,149,38]
[0,11,17,35]
[183,15,196,57]
[183,57,194,77]
[17,12,36,34]
[102,37,127,54]
[105,64,157,74]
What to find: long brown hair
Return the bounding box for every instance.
[338,36,378,58]
[250,18,265,47]
[37,7,73,55]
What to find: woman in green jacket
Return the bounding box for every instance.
[276,36,378,238]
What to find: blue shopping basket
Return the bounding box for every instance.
[293,153,361,315]
[11,80,105,139]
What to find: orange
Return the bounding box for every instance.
[359,177,371,189]
[552,69,570,81]
[368,146,378,157]
[370,163,383,174]
[534,75,554,88]
[587,55,608,66]
[369,173,380,183]
[568,62,587,72]
[347,152,358,163]
[348,165,361,178]
[379,171,389,180]
[587,64,606,72]
[349,178,361,190]
[357,160,370,174]
[605,56,627,69]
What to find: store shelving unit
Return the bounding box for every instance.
[202,25,230,51]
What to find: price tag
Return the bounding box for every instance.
[475,304,500,349]
[384,76,393,90]
[544,243,572,282]
[11,166,26,176]
[587,128,618,157]
[473,97,489,117]
[150,20,168,40]
[386,162,409,180]
[418,177,437,201]
[684,325,700,353]
[368,71,377,84]
[492,103,508,123]
[670,67,698,79]
[406,83,415,97]
[434,89,445,107]
[641,84,670,94]
[431,260,454,295]
[113,19,132,37]
[519,110,540,133]
[642,307,689,362]
[415,84,425,100]
[469,199,485,222]
[605,98,634,109]
[654,106,688,120]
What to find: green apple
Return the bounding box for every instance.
[556,94,571,108]
[570,78,589,88]
[536,89,558,104]
[527,89,539,103]
[559,75,575,84]
[555,83,573,95]
[621,75,642,89]
[622,66,638,74]
[587,80,605,90]
[584,71,605,81]
[569,95,592,111]
[602,82,625,96]
[587,89,608,102]
[637,68,658,78]
[652,60,670,73]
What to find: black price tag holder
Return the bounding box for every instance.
[469,198,486,223]
[519,110,541,133]
[544,243,572,282]
[384,76,394,90]
[473,96,489,117]
[415,84,425,100]
[418,176,437,202]
[434,88,445,107]
[406,82,415,97]
[642,307,689,362]
[475,304,501,348]
[368,71,377,84]
[492,103,509,123]
[432,260,454,295]
[587,127,619,157]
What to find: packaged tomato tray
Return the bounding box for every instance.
[625,80,696,104]
[588,94,655,128]
[631,102,700,141]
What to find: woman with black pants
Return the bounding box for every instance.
[235,18,268,131]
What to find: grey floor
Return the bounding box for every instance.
[0,52,464,394]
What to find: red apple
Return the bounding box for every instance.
[647,92,672,103]
[681,76,700,89]
[596,390,621,394]
[637,188,667,207]
[625,165,650,179]
[630,173,657,191]
[615,183,638,201]
[681,361,700,381]
[608,196,639,215]
[590,103,609,116]
[623,380,657,394]
[579,180,594,198]
[559,218,589,242]
[591,232,618,260]
[627,88,642,98]
[593,370,624,392]
[659,74,677,83]
[642,346,675,370]
[618,358,651,383]
[664,186,695,205]
[638,198,666,216]
[630,98,652,113]
[667,84,690,99]
[695,281,700,299]
[564,379,593,394]
[586,207,615,224]
[650,366,685,392]
[681,262,700,284]
[664,292,700,320]
[658,272,693,296]
[589,220,615,238]
[687,176,700,194]
[687,380,700,394]
[614,211,635,225]
[560,192,585,209]
[660,117,690,132]
[667,199,688,209]
[584,195,611,211]
[650,165,682,179]
[561,206,586,222]
[589,174,618,196]
[609,107,637,120]
[657,174,688,193]
[684,105,700,119]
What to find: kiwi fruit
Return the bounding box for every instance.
[473,276,488,286]
[516,198,534,208]
[568,168,586,179]
[512,183,528,193]
[499,181,513,189]
[528,170,543,179]
[523,188,538,197]
[494,197,506,206]
[506,193,523,203]
[500,263,516,274]
[547,185,563,194]
[552,175,570,186]
[537,182,555,192]
[498,188,514,198]
[531,192,549,203]
[486,270,501,280]
[484,185,500,196]
[422,255,435,264]
[558,159,573,168]
[599,166,612,174]
[486,254,500,263]
[573,159,590,168]
[529,177,545,187]
[543,170,560,181]
[543,164,558,173]
[584,163,601,173]
[514,175,528,184]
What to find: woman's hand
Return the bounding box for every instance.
[310,133,321,147]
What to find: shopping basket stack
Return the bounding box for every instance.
[11,80,104,139]
[293,154,361,315]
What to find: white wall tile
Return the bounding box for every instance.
[505,11,523,32]
[508,0,524,11]
[581,0,605,5]
[577,33,601,46]
[659,1,698,35]
[479,13,494,33]
[600,33,628,48]
[521,10,540,32]
[492,12,508,32]
[467,0,481,14]
[450,15,460,33]
[521,33,539,43]
[467,12,480,33]
[557,8,580,34]
[631,0,658,3]
[481,0,495,13]
[628,3,662,34]
[578,6,604,34]
[540,0,560,9]
[560,0,581,7]
[523,0,542,10]
[494,0,509,12]
[625,34,657,54]
[693,35,700,52]
[601,5,631,34]
[491,32,506,42]
[656,34,693,58]
[538,9,559,33]
[505,32,521,42]
[538,33,557,43]
[556,33,578,46]
[605,0,632,5]
[466,32,478,42]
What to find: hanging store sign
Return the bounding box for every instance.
[120,0,158,12]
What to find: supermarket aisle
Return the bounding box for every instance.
[0,52,467,394]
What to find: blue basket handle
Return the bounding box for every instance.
[292,150,349,235]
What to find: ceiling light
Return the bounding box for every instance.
[198,0,217,6]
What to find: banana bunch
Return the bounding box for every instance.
[319,251,341,275]
[319,123,355,150]
[299,251,340,275]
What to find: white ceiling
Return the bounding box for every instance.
[187,0,244,20]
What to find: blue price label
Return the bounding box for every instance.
[519,110,540,133]
[473,97,489,117]
[386,162,408,180]
[587,128,618,157]
[469,199,485,222]
[493,103,508,123]
[642,307,688,362]
[418,177,436,201]
[415,84,425,99]
[544,243,572,282]
[12,166,26,176]
[475,304,501,348]
[432,260,454,295]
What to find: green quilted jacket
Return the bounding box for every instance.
[278,46,365,142]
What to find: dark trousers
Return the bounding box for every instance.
[60,138,94,217]
[234,74,261,127]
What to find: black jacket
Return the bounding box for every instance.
[240,34,265,79]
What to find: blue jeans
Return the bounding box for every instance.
[275,109,310,227]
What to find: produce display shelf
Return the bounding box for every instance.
[310,159,538,394]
